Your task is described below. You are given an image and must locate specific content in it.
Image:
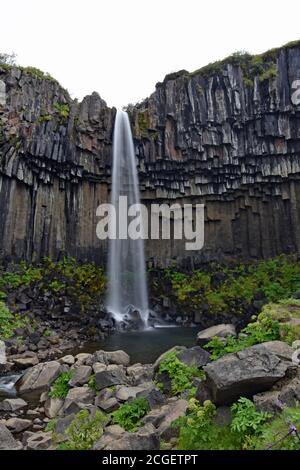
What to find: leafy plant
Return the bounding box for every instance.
[230,398,272,449]
[111,397,150,432]
[57,410,106,450]
[205,311,280,360]
[53,102,70,119]
[49,370,73,399]
[0,301,29,340]
[174,399,235,450]
[88,375,97,391]
[157,351,205,395]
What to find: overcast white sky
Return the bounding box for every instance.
[1,0,299,108]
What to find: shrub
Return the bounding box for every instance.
[0,301,29,340]
[230,397,272,449]
[205,310,280,360]
[53,102,70,119]
[57,410,106,450]
[254,405,300,450]
[157,351,205,395]
[175,399,235,450]
[49,370,73,399]
[112,397,150,432]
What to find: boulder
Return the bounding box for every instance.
[93,363,107,374]
[5,418,31,433]
[92,350,130,367]
[75,353,92,366]
[94,366,127,391]
[68,365,92,387]
[197,324,236,346]
[17,361,62,394]
[97,397,119,413]
[142,398,188,439]
[13,355,39,369]
[59,355,75,366]
[93,423,159,450]
[44,397,64,418]
[0,398,27,412]
[115,385,150,402]
[262,341,294,363]
[0,423,23,450]
[26,431,52,450]
[136,386,166,409]
[127,363,153,385]
[0,340,6,364]
[202,343,291,405]
[177,346,210,368]
[65,386,95,404]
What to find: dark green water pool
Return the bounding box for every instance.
[78,326,199,364]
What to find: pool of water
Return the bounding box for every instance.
[75,326,199,364]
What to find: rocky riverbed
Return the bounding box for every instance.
[1,316,300,450]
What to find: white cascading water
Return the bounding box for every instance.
[106,110,149,327]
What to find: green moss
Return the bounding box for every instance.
[53,102,70,120]
[20,66,57,83]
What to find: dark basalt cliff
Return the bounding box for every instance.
[1,42,300,266]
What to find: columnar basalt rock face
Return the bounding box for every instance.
[1,43,300,266]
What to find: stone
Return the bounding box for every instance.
[127,363,154,385]
[55,414,76,434]
[97,397,119,413]
[0,423,23,450]
[60,355,75,365]
[26,431,52,450]
[262,341,294,363]
[202,343,291,405]
[13,355,39,369]
[197,324,236,346]
[0,398,27,412]
[44,397,64,418]
[0,340,6,364]
[5,418,31,433]
[94,366,127,391]
[292,340,300,349]
[142,399,188,439]
[93,362,107,374]
[136,386,165,409]
[75,353,92,366]
[213,406,232,427]
[115,385,150,402]
[65,386,95,402]
[93,423,159,450]
[177,346,210,368]
[92,350,130,366]
[68,365,92,387]
[17,361,62,394]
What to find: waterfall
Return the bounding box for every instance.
[106,110,149,327]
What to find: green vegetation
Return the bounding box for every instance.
[49,370,73,399]
[88,375,97,391]
[161,255,300,317]
[112,397,150,432]
[53,102,70,119]
[157,351,205,395]
[0,301,29,340]
[0,257,106,314]
[57,410,106,450]
[174,397,272,450]
[205,309,280,360]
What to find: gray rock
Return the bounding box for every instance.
[13,355,39,369]
[26,431,52,450]
[177,346,210,368]
[97,397,119,413]
[92,350,130,367]
[94,366,127,391]
[17,361,62,394]
[127,363,154,385]
[0,398,27,412]
[136,386,165,409]
[55,413,76,434]
[262,341,294,363]
[202,343,290,405]
[5,418,31,433]
[93,423,159,450]
[68,365,92,387]
[75,353,92,366]
[142,399,188,439]
[60,355,75,365]
[44,397,64,418]
[115,385,150,402]
[197,324,236,346]
[93,362,107,374]
[0,423,23,450]
[213,406,232,427]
